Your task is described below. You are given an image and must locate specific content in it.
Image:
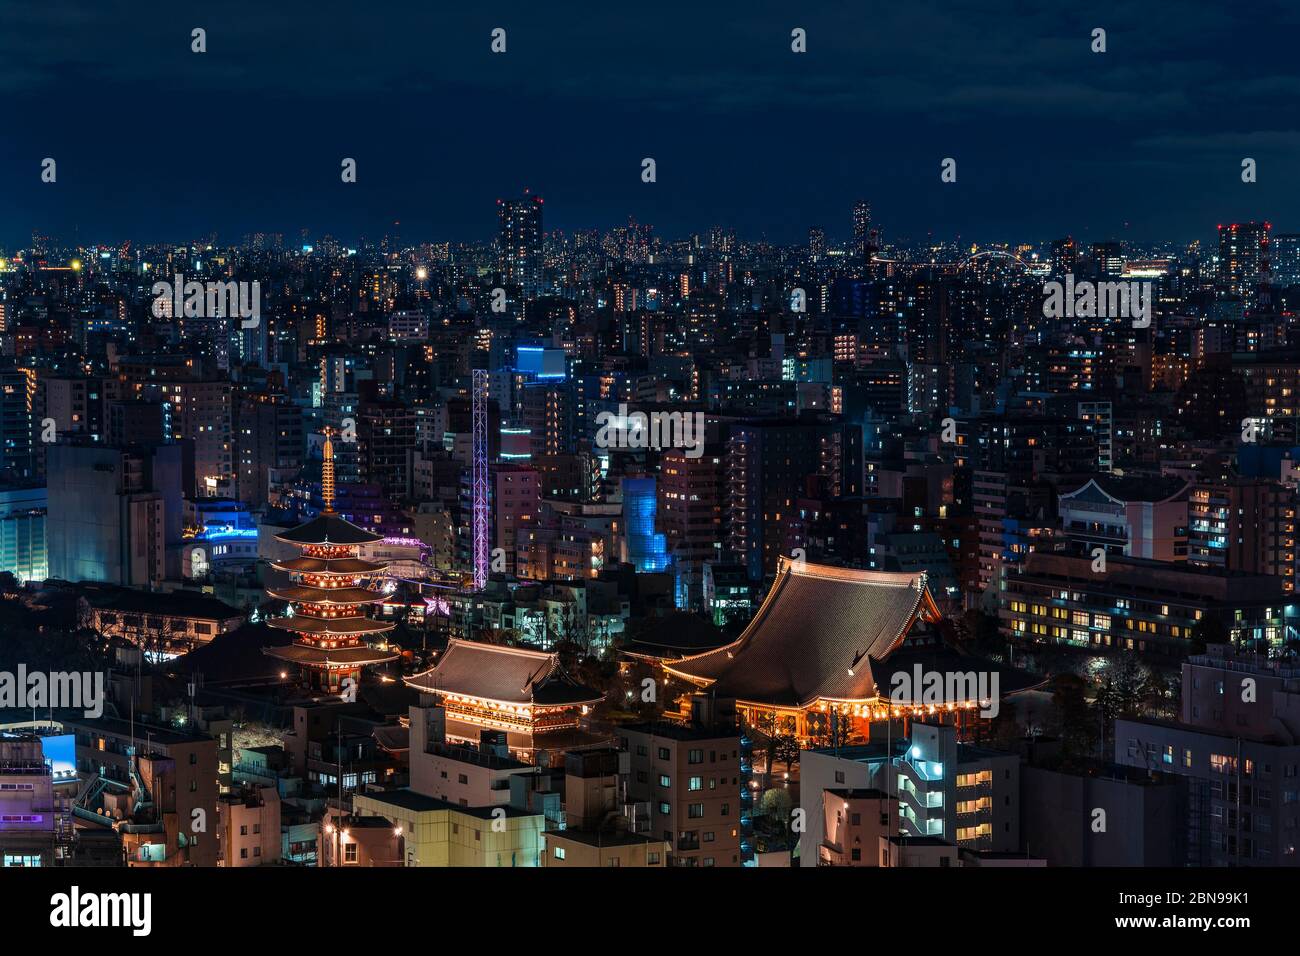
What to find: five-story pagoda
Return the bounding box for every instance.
[264,430,398,692]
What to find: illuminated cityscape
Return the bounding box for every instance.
[0,9,1294,934]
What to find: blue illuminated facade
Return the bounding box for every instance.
[621,477,669,573]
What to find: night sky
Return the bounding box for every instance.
[4,1,1299,247]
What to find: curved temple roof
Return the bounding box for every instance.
[266,615,395,637]
[264,644,398,667]
[271,556,388,575]
[266,585,389,606]
[274,513,384,546]
[664,557,941,709]
[405,638,605,708]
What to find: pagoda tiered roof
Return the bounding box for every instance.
[264,644,399,668]
[266,585,389,605]
[271,556,388,575]
[266,615,395,637]
[664,558,942,709]
[274,512,383,546]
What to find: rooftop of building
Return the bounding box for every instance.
[58,713,213,747]
[82,585,244,621]
[427,741,533,771]
[356,788,538,820]
[884,835,952,847]
[1060,473,1189,505]
[824,787,892,801]
[957,743,1019,762]
[1017,547,1290,598]
[806,741,903,763]
[618,720,739,743]
[544,827,666,848]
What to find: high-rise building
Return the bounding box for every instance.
[1218,221,1271,308]
[1272,233,1300,288]
[808,227,826,262]
[46,442,184,585]
[0,482,47,583]
[1114,644,1300,866]
[620,476,669,573]
[852,201,871,261]
[357,399,417,495]
[1091,240,1123,278]
[726,417,861,580]
[493,463,539,575]
[1187,476,1295,589]
[37,374,104,443]
[233,391,303,505]
[0,365,36,479]
[498,191,544,298]
[658,448,724,609]
[1050,237,1078,276]
[0,737,58,867]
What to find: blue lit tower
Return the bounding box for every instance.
[621,476,670,573]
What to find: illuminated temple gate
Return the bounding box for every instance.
[404,638,609,764]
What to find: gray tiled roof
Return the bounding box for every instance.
[405,638,603,707]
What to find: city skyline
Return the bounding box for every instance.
[3,207,1292,258]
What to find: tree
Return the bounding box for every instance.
[955,608,1005,657]
[1095,655,1146,722]
[1140,666,1178,721]
[1048,672,1098,767]
[1190,611,1231,652]
[759,787,792,820]
[754,788,796,855]
[771,733,800,775]
[984,703,1025,750]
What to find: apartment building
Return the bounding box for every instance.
[1113,644,1300,865]
[619,721,742,867]
[218,786,281,866]
[543,749,670,867]
[800,722,1020,866]
[351,790,546,867]
[1002,549,1291,656]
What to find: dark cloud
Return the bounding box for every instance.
[4,0,1300,246]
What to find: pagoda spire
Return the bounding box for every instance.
[322,427,336,514]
